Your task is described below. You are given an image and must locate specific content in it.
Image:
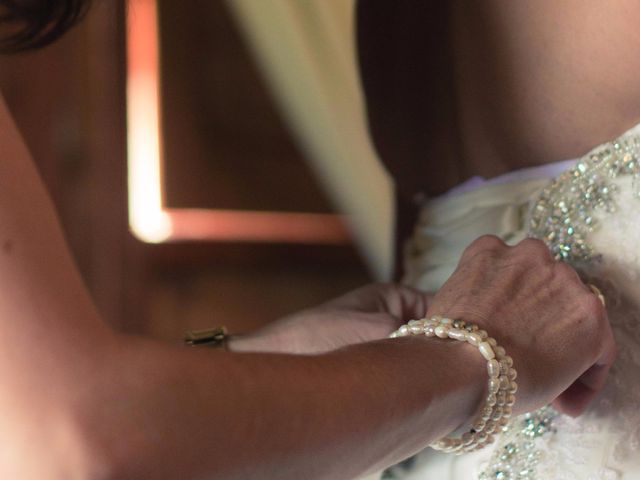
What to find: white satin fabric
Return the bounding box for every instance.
[403,178,549,292]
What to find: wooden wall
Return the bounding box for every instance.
[0,1,371,340]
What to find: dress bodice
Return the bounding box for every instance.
[383,123,640,480]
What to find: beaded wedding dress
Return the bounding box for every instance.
[375,123,640,480]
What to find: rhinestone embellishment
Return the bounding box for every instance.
[479,407,557,480]
[528,132,640,264]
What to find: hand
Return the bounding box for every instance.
[229,283,433,354]
[426,235,616,417]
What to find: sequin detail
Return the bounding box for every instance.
[529,132,640,263]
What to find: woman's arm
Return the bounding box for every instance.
[84,334,485,480]
[0,94,487,479]
[0,92,615,480]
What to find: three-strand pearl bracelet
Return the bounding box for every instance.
[389,316,517,454]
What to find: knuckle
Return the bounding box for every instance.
[514,238,553,261]
[471,235,506,251]
[571,293,607,351]
[462,235,506,260]
[553,261,581,283]
[580,291,606,323]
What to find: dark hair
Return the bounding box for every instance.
[0,0,91,53]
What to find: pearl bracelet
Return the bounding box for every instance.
[389,316,517,454]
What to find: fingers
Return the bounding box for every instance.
[552,379,598,417]
[374,283,433,323]
[459,235,507,264]
[553,359,613,417]
[323,283,434,323]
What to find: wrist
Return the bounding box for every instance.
[390,316,517,453]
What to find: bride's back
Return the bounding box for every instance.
[358,0,640,197]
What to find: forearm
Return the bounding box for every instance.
[76,335,485,480]
[0,94,488,478]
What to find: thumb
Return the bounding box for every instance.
[373,284,434,321]
[323,283,433,321]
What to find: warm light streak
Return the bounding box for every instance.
[126,0,171,243]
[167,209,348,244]
[125,0,350,245]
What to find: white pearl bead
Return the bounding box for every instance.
[447,329,467,341]
[499,360,510,375]
[435,325,450,338]
[441,317,454,325]
[487,337,498,347]
[487,359,500,378]
[509,381,518,394]
[398,325,409,336]
[461,432,474,445]
[494,345,506,358]
[477,329,488,340]
[466,332,482,346]
[492,407,503,420]
[488,377,500,393]
[473,418,486,431]
[478,342,495,360]
[424,326,436,337]
[409,324,423,334]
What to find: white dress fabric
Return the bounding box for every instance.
[377,124,640,480]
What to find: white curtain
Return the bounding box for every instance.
[226,0,394,281]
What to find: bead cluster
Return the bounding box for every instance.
[529,128,640,264]
[390,316,517,454]
[478,406,557,480]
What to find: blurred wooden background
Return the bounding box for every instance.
[0,0,370,340]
